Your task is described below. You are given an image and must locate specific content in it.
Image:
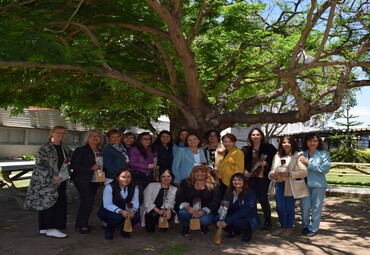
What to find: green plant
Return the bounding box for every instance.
[22,154,36,161]
[330,148,370,163]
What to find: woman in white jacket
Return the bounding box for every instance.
[269,136,308,237]
[142,169,177,233]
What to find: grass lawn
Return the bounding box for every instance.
[3,168,370,189]
[327,175,370,187]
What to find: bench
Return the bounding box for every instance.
[0,161,35,207]
[0,161,35,188]
[329,162,370,178]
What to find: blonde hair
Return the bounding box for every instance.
[48,126,67,143]
[186,164,217,191]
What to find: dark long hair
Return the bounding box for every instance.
[277,136,299,157]
[175,128,189,146]
[205,129,221,143]
[302,133,324,151]
[247,127,266,146]
[226,173,249,201]
[111,169,136,200]
[152,130,174,148]
[134,132,152,159]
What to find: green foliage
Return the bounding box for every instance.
[22,154,36,161]
[0,1,369,131]
[330,147,370,163]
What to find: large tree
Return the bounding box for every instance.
[0,0,369,133]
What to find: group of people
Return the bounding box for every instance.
[24,125,331,243]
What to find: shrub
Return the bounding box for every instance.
[330,147,370,163]
[22,154,36,161]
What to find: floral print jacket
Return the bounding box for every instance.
[24,142,72,211]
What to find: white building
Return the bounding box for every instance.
[0,108,87,159]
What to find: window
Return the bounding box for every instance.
[0,128,25,144]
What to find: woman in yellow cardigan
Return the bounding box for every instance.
[217,133,244,195]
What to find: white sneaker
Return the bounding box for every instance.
[39,229,47,235]
[46,229,67,238]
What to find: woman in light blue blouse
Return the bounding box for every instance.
[299,133,331,237]
[97,169,140,240]
[172,134,208,185]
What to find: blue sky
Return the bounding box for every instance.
[327,86,370,128]
[351,86,370,127]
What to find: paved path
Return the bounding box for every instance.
[326,186,370,198]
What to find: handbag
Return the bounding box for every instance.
[189,217,201,230]
[158,216,169,228]
[92,170,105,182]
[288,153,308,199]
[58,162,70,181]
[290,178,308,199]
[267,179,276,196]
[123,217,133,232]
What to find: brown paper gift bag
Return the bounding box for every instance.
[189,217,201,230]
[214,228,222,244]
[123,217,133,232]
[92,170,105,182]
[158,216,169,228]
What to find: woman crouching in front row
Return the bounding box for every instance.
[215,173,261,242]
[97,169,140,240]
[176,164,221,237]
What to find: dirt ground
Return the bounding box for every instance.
[0,186,369,255]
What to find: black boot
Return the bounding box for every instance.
[241,230,252,242]
[181,226,190,237]
[263,218,272,231]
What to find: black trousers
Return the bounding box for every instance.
[38,181,67,230]
[145,210,173,231]
[74,181,100,229]
[130,170,153,205]
[226,221,252,238]
[219,180,228,197]
[248,177,271,219]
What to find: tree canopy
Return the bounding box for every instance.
[0,0,369,133]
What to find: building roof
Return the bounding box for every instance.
[274,126,370,138]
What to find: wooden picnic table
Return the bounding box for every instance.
[329,162,370,177]
[0,160,35,207]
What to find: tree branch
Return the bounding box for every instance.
[233,84,288,115]
[145,0,203,114]
[154,40,178,90]
[187,0,207,42]
[356,10,370,33]
[314,0,337,61]
[1,0,36,14]
[93,23,169,39]
[0,60,85,72]
[43,0,85,33]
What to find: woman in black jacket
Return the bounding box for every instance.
[176,164,221,237]
[70,130,103,234]
[241,128,276,230]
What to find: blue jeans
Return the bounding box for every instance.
[178,208,213,227]
[300,186,326,233]
[97,207,140,235]
[275,182,295,228]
